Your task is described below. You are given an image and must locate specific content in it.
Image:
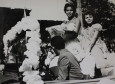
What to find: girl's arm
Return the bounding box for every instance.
[88,24,102,52]
[89,29,99,52]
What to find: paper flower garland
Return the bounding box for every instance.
[3,16,44,84]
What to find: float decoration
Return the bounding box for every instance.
[3,16,44,84]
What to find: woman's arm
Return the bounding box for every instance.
[75,18,81,35]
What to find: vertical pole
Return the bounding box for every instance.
[77,0,84,50]
[23,0,27,18]
[77,0,83,26]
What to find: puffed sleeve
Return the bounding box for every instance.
[58,56,70,80]
[46,25,65,38]
[92,23,102,31]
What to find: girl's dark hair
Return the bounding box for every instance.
[83,10,98,28]
[51,36,65,50]
[64,2,76,14]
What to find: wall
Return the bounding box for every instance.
[0,0,67,21]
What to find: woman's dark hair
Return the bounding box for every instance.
[64,2,76,14]
[83,11,98,28]
[51,36,65,50]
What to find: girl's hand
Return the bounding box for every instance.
[85,48,92,56]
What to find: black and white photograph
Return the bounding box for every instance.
[0,0,115,84]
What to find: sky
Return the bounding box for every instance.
[0,0,67,21]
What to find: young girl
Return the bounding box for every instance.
[79,11,113,78]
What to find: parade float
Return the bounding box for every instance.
[2,15,115,84]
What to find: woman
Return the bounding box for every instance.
[46,2,81,38]
[46,2,82,60]
[61,2,84,64]
[79,11,110,78]
[61,2,81,35]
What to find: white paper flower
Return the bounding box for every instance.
[23,71,42,84]
[19,58,33,72]
[28,38,41,44]
[45,57,51,66]
[19,63,32,72]
[28,58,39,69]
[24,50,37,58]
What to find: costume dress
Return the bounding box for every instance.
[61,16,80,32]
[79,24,109,77]
[80,24,108,68]
[46,16,82,59]
[46,17,84,78]
[46,16,80,37]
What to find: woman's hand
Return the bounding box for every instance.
[63,27,68,31]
